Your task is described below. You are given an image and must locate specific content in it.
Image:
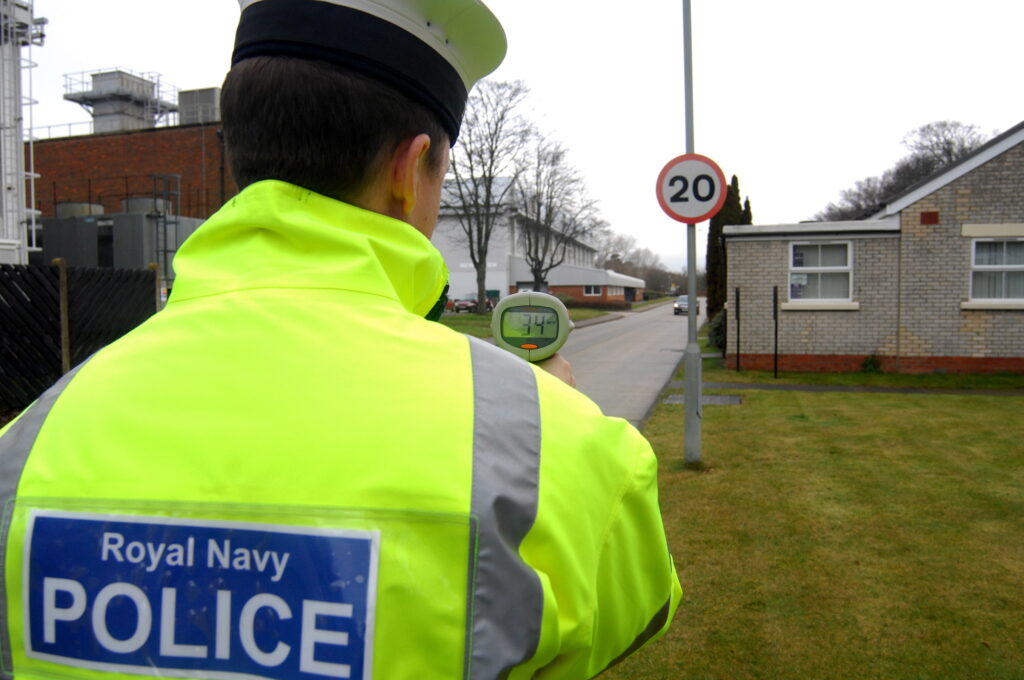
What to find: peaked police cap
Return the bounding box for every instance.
[232,0,507,143]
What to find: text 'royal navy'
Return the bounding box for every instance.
[100,531,291,582]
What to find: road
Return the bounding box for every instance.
[560,299,706,427]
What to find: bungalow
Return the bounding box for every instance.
[722,119,1024,373]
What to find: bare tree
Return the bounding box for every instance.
[816,176,888,221]
[511,137,603,290]
[592,231,637,268]
[816,120,990,221]
[903,120,987,166]
[447,80,531,312]
[592,230,678,294]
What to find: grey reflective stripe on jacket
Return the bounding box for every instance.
[0,364,87,675]
[466,337,544,679]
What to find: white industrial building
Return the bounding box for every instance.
[434,182,645,304]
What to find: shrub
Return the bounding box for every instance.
[861,353,882,373]
[707,310,727,350]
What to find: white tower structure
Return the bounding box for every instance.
[64,68,178,134]
[0,0,45,265]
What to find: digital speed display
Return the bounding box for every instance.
[501,306,558,342]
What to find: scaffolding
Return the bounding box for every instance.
[0,0,45,265]
[151,173,181,292]
[63,67,178,133]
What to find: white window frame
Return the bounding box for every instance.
[583,285,602,296]
[969,238,1024,301]
[788,241,853,303]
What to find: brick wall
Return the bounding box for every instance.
[552,285,635,302]
[724,353,1024,374]
[725,237,900,364]
[27,124,238,220]
[511,284,641,304]
[897,142,1024,362]
[726,240,783,361]
[553,285,603,302]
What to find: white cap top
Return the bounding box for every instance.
[233,0,506,141]
[238,0,506,89]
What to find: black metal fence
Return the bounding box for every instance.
[0,261,158,410]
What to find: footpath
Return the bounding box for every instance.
[573,297,677,329]
[572,313,623,329]
[669,380,1024,397]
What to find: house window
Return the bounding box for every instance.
[971,239,1024,300]
[789,242,851,300]
[583,285,602,296]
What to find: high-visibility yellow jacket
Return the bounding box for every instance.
[1,180,681,680]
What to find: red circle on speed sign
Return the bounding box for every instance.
[656,153,727,223]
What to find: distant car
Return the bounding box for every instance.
[673,295,699,316]
[451,293,493,313]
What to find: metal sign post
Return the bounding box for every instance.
[653,0,726,465]
[657,153,724,466]
[681,0,699,465]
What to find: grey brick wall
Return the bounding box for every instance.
[726,240,781,359]
[726,237,899,359]
[898,142,1024,358]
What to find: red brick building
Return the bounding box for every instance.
[28,123,237,220]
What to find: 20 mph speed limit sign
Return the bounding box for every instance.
[656,153,727,224]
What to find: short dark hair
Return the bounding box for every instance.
[221,56,447,201]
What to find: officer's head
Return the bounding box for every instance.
[222,0,506,234]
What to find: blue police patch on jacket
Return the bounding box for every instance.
[24,511,379,680]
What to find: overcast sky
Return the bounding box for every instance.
[28,1,1024,272]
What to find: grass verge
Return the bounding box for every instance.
[438,312,493,337]
[608,370,1024,678]
[632,296,674,310]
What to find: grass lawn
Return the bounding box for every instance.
[438,312,494,338]
[609,359,1024,678]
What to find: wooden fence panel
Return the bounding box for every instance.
[0,264,157,410]
[68,268,157,367]
[0,265,63,409]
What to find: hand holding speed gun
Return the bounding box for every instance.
[490,292,574,362]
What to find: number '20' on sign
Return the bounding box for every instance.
[669,174,716,203]
[656,153,727,224]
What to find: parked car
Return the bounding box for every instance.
[451,293,494,313]
[673,295,699,316]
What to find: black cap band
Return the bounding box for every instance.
[232,0,467,143]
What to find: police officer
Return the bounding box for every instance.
[0,1,681,678]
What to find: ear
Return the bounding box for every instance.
[390,133,432,218]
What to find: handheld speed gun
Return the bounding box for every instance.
[490,292,574,362]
